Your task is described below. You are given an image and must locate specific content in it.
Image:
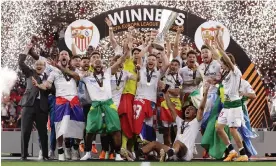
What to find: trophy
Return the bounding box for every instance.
[152,10,178,51]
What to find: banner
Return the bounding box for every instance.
[61,5,272,128]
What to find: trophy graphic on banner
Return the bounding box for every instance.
[152,10,178,50]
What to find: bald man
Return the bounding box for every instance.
[19,44,50,160]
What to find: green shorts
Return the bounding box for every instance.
[86,99,121,134]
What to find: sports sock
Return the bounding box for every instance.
[58,147,64,154]
[239,147,246,156]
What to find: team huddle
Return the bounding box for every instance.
[19,21,257,162]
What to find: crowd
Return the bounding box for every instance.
[1,16,276,163]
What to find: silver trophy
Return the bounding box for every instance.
[152,10,178,50]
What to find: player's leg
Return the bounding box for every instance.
[229,107,248,161]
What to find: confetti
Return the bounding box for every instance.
[1,0,275,92]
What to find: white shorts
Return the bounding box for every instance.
[217,106,244,127]
[162,121,176,128]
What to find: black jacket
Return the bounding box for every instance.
[18,54,49,113]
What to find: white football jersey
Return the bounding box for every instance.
[47,69,78,98]
[135,67,161,103]
[179,66,201,93]
[82,68,113,102]
[110,70,131,107]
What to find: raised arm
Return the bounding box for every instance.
[164,92,177,121]
[196,83,210,121]
[110,39,131,74]
[215,27,234,71]
[160,50,170,74]
[165,34,171,60]
[173,26,183,58]
[105,17,118,49]
[18,44,33,77]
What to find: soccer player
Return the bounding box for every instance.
[213,32,249,161]
[132,83,210,161]
[78,57,98,155]
[197,45,221,130]
[160,59,182,146]
[80,46,131,161]
[179,50,201,108]
[37,51,85,161]
[133,45,170,142]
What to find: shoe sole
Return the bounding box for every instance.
[223,153,238,162]
[160,149,166,162]
[120,148,133,161]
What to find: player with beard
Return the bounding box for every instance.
[197,45,221,130]
[132,45,170,145]
[89,51,101,72]
[80,46,131,161]
[133,83,210,162]
[159,59,183,146]
[38,51,85,161]
[179,50,201,108]
[70,55,81,72]
[77,57,98,155]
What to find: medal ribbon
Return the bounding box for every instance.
[62,72,72,82]
[115,71,123,87]
[203,60,213,76]
[146,68,154,84]
[94,72,104,87]
[170,73,180,86]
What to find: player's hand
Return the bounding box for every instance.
[105,17,113,27]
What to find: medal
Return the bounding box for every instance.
[146,68,154,87]
[94,72,104,91]
[115,71,123,89]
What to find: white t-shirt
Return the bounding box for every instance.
[110,70,131,107]
[175,116,201,161]
[82,68,112,102]
[135,67,161,103]
[198,60,221,94]
[222,66,242,101]
[47,69,78,98]
[179,66,201,93]
[39,56,58,76]
[164,73,183,97]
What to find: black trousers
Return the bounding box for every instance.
[21,99,48,158]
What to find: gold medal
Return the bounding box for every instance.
[147,82,151,86]
[100,86,104,91]
[116,86,120,90]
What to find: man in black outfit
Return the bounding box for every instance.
[19,43,50,160]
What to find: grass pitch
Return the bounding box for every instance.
[1,161,276,166]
